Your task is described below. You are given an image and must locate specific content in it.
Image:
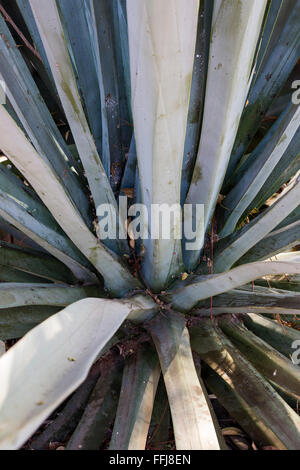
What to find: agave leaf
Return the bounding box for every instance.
[148,311,222,450]
[225,0,300,183]
[224,118,300,203]
[257,278,300,293]
[167,260,300,312]
[0,14,90,225]
[191,354,228,450]
[243,0,296,130]
[0,217,45,253]
[270,382,299,411]
[267,251,300,263]
[0,305,143,344]
[115,0,132,120]
[184,0,267,268]
[112,0,133,170]
[219,318,300,400]
[110,345,160,450]
[195,286,300,316]
[0,268,49,284]
[236,221,300,265]
[57,0,102,157]
[0,167,96,283]
[0,158,40,204]
[85,0,129,187]
[246,130,300,214]
[120,134,137,192]
[253,0,286,75]
[244,313,300,359]
[201,363,290,449]
[30,360,103,449]
[127,0,199,290]
[256,267,300,291]
[0,283,104,309]
[29,0,126,255]
[0,104,137,294]
[254,252,300,292]
[0,192,96,283]
[9,0,63,118]
[273,203,300,231]
[221,103,300,237]
[67,357,123,450]
[0,295,156,449]
[15,0,61,103]
[147,378,171,450]
[14,0,49,61]
[214,177,300,272]
[191,321,300,449]
[0,305,60,340]
[0,242,77,284]
[180,0,213,205]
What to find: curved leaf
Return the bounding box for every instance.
[0,295,156,449]
[195,286,300,316]
[167,260,300,312]
[236,221,300,265]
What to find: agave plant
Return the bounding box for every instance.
[0,0,300,451]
